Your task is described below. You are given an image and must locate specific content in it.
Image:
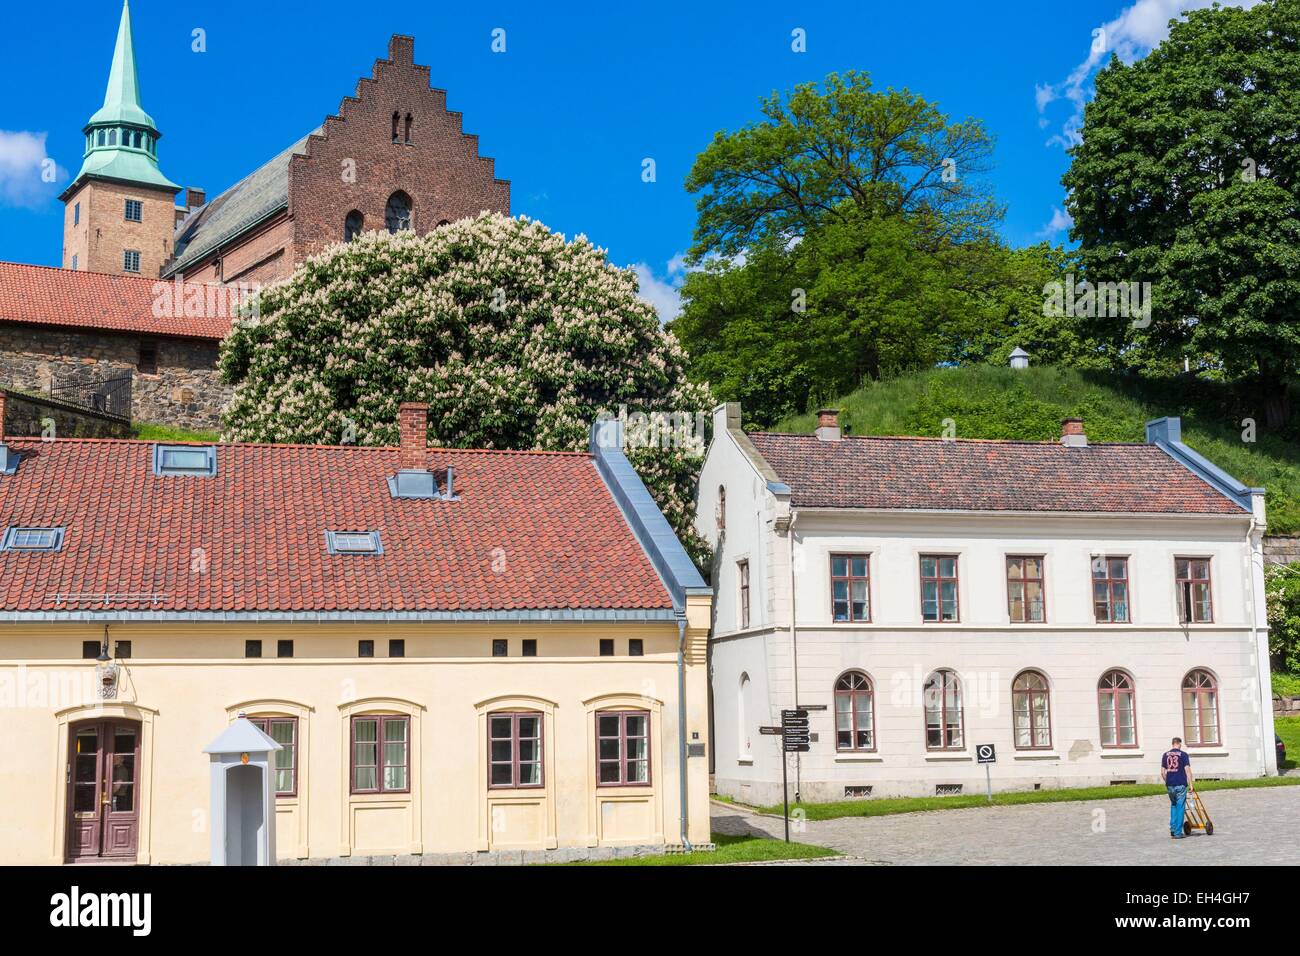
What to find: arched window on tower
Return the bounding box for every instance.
[344,210,364,243]
[404,113,413,144]
[385,191,412,233]
[392,112,400,144]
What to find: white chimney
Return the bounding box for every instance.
[1009,347,1030,370]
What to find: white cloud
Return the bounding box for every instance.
[1036,0,1265,148]
[1036,206,1074,239]
[632,253,688,323]
[0,131,64,207]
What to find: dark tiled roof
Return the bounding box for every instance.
[165,130,320,278]
[0,439,671,613]
[746,432,1246,515]
[0,261,228,340]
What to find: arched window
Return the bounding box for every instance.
[1098,669,1137,748]
[344,210,364,242]
[385,191,412,233]
[1012,670,1051,750]
[108,129,118,146]
[834,671,874,751]
[391,112,400,143]
[923,669,963,750]
[404,113,413,144]
[96,129,105,147]
[1181,669,1220,746]
[738,673,752,759]
[716,486,726,532]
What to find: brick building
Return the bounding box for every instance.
[0,1,510,431]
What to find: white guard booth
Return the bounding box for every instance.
[203,715,282,866]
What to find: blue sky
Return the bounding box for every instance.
[0,0,1253,318]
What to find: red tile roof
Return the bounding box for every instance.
[0,261,230,340]
[0,439,671,613]
[746,432,1246,515]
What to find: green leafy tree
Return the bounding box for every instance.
[1063,0,1300,426]
[685,70,1003,262]
[220,213,713,560]
[1266,563,1300,675]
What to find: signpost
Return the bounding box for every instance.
[976,743,996,802]
[778,709,809,841]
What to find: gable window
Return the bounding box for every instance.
[1012,670,1052,750]
[351,714,409,793]
[344,210,364,242]
[923,669,963,750]
[384,191,412,233]
[124,199,143,222]
[834,671,874,751]
[1098,670,1137,748]
[2,527,65,551]
[1175,558,1213,623]
[391,111,400,143]
[920,555,959,622]
[326,530,382,554]
[138,340,158,374]
[596,710,650,786]
[404,113,413,144]
[123,249,141,273]
[153,444,216,476]
[248,716,298,796]
[716,486,726,531]
[831,553,870,622]
[488,712,543,789]
[1092,557,1130,623]
[1006,556,1046,623]
[737,559,750,629]
[1181,669,1220,746]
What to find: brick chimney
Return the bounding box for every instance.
[1060,417,1087,447]
[398,402,429,469]
[815,408,841,442]
[185,187,206,210]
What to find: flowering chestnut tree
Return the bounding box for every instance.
[219,212,713,561]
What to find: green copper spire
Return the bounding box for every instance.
[64,0,179,197]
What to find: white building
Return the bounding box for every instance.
[696,403,1277,806]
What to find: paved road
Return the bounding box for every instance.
[712,786,1300,865]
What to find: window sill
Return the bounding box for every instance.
[834,754,883,763]
[1013,752,1060,761]
[924,753,972,762]
[1100,750,1145,758]
[1186,747,1229,757]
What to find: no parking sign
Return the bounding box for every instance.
[976,743,997,764]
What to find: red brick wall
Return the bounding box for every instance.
[63,181,179,277]
[287,34,510,262]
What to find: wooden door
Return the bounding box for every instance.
[66,720,140,862]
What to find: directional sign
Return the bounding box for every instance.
[781,709,808,720]
[758,726,783,735]
[783,743,810,753]
[976,743,997,764]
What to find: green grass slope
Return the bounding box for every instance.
[774,366,1300,534]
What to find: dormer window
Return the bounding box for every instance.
[153,444,217,476]
[3,527,64,552]
[327,530,382,554]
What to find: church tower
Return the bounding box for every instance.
[61,0,179,276]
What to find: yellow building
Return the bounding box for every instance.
[0,397,711,864]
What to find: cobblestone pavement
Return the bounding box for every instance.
[712,786,1300,865]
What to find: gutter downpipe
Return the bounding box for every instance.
[676,614,692,850]
[789,509,800,801]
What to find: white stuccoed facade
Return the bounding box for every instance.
[697,403,1277,806]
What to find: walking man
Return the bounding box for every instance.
[1160,737,1194,839]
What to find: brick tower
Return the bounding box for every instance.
[60,0,179,277]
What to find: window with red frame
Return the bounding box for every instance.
[831,554,870,622]
[1098,670,1137,748]
[923,669,963,750]
[1175,558,1213,623]
[1006,556,1046,623]
[489,712,543,788]
[1181,670,1220,746]
[920,555,959,622]
[351,715,408,794]
[1011,671,1051,750]
[596,711,650,786]
[248,716,297,796]
[834,671,874,751]
[1092,557,1130,623]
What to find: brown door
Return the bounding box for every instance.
[66,720,140,862]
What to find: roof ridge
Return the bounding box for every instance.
[0,259,167,285]
[2,436,594,457]
[749,430,1150,447]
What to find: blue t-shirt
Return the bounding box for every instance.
[1161,749,1191,787]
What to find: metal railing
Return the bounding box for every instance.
[47,375,133,421]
